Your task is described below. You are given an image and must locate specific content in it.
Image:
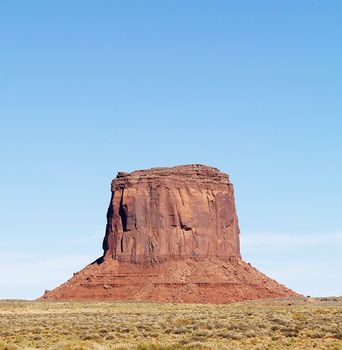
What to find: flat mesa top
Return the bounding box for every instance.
[113,164,231,188]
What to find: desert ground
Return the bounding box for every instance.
[0,297,341,350]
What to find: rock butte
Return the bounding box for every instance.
[41,164,297,303]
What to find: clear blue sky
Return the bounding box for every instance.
[0,1,341,299]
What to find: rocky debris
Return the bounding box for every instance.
[40,164,298,303]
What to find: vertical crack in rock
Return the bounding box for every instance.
[118,189,126,254]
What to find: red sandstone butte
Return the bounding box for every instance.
[40,164,298,303]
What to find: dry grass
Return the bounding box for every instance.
[0,297,342,349]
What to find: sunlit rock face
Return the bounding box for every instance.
[40,164,298,303]
[102,164,241,263]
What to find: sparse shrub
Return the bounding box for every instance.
[310,331,324,339]
[0,342,18,350]
[334,332,342,340]
[172,326,188,335]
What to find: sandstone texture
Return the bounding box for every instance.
[41,164,297,303]
[102,164,240,263]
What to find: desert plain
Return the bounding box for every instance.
[1,297,341,350]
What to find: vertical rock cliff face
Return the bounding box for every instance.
[102,165,240,263]
[40,165,298,303]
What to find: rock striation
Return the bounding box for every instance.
[41,164,298,303]
[102,165,240,263]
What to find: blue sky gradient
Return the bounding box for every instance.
[0,1,341,299]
